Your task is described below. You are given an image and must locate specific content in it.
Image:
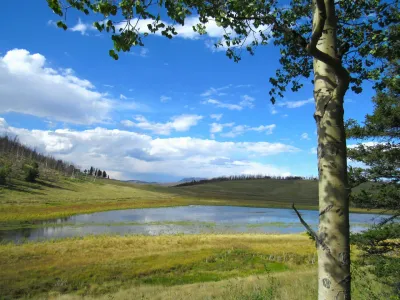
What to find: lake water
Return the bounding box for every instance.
[0,205,386,242]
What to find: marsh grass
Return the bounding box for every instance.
[0,234,316,299]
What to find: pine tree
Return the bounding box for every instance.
[346,63,399,296]
[102,170,107,178]
[89,167,94,176]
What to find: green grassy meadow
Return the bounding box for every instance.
[0,234,390,300]
[0,177,391,299]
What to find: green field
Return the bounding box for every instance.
[0,176,375,225]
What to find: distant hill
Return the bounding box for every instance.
[179,177,208,183]
[125,180,159,185]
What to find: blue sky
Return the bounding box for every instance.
[0,1,375,182]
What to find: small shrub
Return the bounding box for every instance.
[0,163,11,185]
[24,162,39,182]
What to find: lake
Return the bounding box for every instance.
[0,205,386,242]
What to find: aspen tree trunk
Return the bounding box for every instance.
[312,0,351,299]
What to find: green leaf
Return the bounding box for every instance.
[56,21,67,31]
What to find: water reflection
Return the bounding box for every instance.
[0,205,387,243]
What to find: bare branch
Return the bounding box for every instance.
[292,203,319,241]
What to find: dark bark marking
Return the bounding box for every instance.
[320,204,334,216]
[322,278,331,288]
[338,252,349,265]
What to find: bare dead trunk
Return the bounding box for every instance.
[312,0,351,299]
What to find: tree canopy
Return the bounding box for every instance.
[48,0,399,102]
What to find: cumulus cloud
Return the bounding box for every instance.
[210,122,234,133]
[120,114,203,135]
[277,98,314,108]
[70,16,272,52]
[221,124,276,138]
[202,99,243,110]
[0,118,298,180]
[0,49,145,124]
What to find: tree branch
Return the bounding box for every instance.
[306,0,350,96]
[292,203,319,241]
[378,213,400,226]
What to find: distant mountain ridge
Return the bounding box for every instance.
[178,177,208,183]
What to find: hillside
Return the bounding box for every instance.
[172,179,319,207]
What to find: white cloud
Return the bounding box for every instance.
[121,114,203,135]
[239,95,255,108]
[202,99,242,110]
[210,122,234,133]
[347,142,379,149]
[160,95,171,102]
[120,94,127,100]
[120,120,135,127]
[221,124,276,138]
[270,105,278,115]
[301,133,310,140]
[0,49,116,124]
[201,85,232,97]
[277,98,314,108]
[70,16,271,52]
[113,16,226,40]
[210,114,223,121]
[0,118,297,180]
[70,18,95,35]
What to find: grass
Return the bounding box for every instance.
[0,234,316,299]
[0,176,381,225]
[0,233,392,300]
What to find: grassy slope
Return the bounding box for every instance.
[0,177,376,224]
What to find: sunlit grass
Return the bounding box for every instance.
[0,233,390,300]
[0,234,317,299]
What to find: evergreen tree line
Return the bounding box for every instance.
[175,174,318,187]
[0,135,110,184]
[84,166,109,179]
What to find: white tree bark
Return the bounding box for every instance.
[311,0,351,299]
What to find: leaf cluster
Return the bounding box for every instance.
[47,0,399,102]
